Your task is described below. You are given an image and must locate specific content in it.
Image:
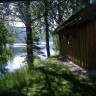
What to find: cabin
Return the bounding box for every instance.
[53,4,96,69]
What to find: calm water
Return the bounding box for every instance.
[6,42,55,71]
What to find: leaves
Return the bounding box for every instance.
[0,17,13,74]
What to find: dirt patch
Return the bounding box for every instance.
[58,56,96,80]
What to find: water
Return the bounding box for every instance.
[6,42,55,71]
[6,43,27,72]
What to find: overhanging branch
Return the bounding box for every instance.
[0,0,42,3]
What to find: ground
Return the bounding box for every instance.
[58,55,96,80]
[0,55,96,96]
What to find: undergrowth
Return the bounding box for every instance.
[0,57,96,96]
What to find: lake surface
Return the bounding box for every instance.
[6,42,55,71]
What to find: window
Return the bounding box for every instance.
[67,36,73,47]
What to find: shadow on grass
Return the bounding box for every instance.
[0,58,96,96]
[34,65,96,96]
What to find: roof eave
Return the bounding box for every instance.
[53,17,79,35]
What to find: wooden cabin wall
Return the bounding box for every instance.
[86,20,96,69]
[59,20,96,69]
[93,21,96,69]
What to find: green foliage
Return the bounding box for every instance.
[52,35,59,51]
[68,0,91,13]
[0,57,96,96]
[0,18,14,74]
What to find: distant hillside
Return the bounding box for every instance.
[8,26,26,43]
[8,25,53,43]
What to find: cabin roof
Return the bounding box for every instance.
[53,3,96,34]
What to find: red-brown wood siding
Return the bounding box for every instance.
[59,20,96,69]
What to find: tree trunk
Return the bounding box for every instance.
[44,0,50,58]
[26,23,34,68]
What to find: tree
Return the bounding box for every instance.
[0,3,14,75]
[67,0,91,13]
[43,0,50,58]
[0,18,13,75]
[16,2,34,69]
[48,0,67,51]
[11,1,44,68]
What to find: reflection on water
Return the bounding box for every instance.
[6,44,27,72]
[6,42,55,71]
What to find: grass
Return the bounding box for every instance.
[0,56,96,96]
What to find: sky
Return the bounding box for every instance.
[14,22,25,27]
[10,21,25,27]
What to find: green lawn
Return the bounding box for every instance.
[0,57,96,96]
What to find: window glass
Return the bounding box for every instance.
[67,36,72,47]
